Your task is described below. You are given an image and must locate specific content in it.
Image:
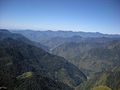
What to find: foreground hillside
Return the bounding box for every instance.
[76,66,120,90]
[0,30,87,90]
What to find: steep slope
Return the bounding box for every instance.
[52,38,120,76]
[0,29,48,51]
[0,30,87,89]
[76,66,120,90]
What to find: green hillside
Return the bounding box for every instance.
[0,30,87,90]
[91,86,112,90]
[52,40,120,76]
[76,66,120,90]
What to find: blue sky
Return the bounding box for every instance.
[0,0,120,34]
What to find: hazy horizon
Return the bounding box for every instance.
[0,1,120,89]
[0,0,120,34]
[1,28,120,35]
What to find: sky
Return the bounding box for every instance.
[0,0,120,34]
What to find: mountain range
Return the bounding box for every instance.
[11,30,120,76]
[0,29,87,90]
[0,29,120,90]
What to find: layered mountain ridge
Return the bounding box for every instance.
[0,29,87,90]
[1,29,120,90]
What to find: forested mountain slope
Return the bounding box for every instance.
[52,39,120,76]
[0,30,87,90]
[76,66,120,90]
